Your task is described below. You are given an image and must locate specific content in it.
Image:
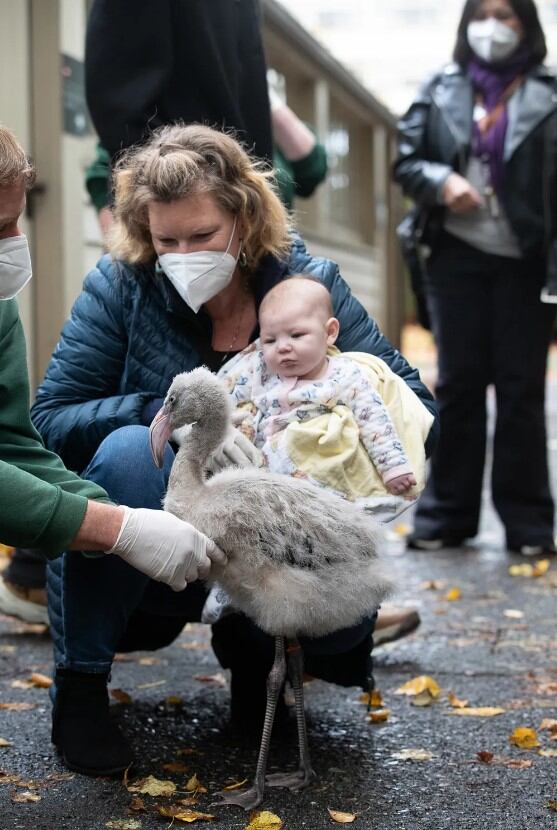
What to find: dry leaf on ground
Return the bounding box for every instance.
[395,676,441,699]
[165,696,184,707]
[128,797,146,813]
[185,773,207,794]
[476,752,533,768]
[391,748,434,761]
[359,689,383,708]
[328,808,357,823]
[0,703,36,711]
[509,727,540,749]
[110,689,132,705]
[159,806,215,822]
[445,587,461,601]
[446,707,506,717]
[509,560,550,578]
[539,749,557,757]
[193,673,227,686]
[503,610,524,619]
[162,762,189,774]
[11,790,41,803]
[28,673,52,688]
[448,692,469,708]
[540,719,557,733]
[546,801,557,811]
[244,811,284,829]
[412,690,436,707]
[177,748,203,757]
[127,775,176,797]
[421,580,445,590]
[0,738,12,747]
[222,779,248,791]
[369,708,390,723]
[105,821,142,830]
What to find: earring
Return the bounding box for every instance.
[238,249,248,269]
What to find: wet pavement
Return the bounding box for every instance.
[0,336,556,829]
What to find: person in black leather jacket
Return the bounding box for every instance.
[394,0,557,556]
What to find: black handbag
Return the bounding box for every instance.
[396,207,432,330]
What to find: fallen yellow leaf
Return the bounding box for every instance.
[328,808,357,823]
[391,748,433,761]
[0,702,36,711]
[11,790,41,803]
[127,775,177,797]
[222,778,248,791]
[110,688,132,705]
[29,672,52,688]
[244,811,284,829]
[369,708,390,723]
[0,738,12,747]
[539,749,557,757]
[411,690,436,707]
[448,692,469,709]
[540,719,557,732]
[395,676,441,699]
[509,727,540,749]
[106,821,142,830]
[165,696,184,707]
[445,587,461,601]
[159,806,215,822]
[359,689,383,708]
[509,560,550,578]
[185,773,207,793]
[446,707,506,717]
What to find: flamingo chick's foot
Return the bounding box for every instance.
[212,785,264,811]
[265,766,317,791]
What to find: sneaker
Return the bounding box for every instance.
[373,606,421,646]
[0,577,48,625]
[407,535,466,551]
[508,543,557,557]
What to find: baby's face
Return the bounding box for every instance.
[260,298,333,379]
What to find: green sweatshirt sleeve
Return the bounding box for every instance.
[0,300,110,556]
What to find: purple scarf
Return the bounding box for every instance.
[467,47,532,193]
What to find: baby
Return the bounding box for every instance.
[220,274,417,499]
[202,276,422,624]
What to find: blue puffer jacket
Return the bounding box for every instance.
[32,237,438,472]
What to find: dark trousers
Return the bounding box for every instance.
[4,548,46,589]
[414,232,556,547]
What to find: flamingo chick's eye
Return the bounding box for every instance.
[167,394,176,405]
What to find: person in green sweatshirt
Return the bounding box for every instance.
[0,124,226,774]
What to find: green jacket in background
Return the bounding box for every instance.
[0,300,109,556]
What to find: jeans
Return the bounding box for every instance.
[48,425,376,688]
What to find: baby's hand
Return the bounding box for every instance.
[386,473,417,495]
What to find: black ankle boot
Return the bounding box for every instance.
[52,669,134,776]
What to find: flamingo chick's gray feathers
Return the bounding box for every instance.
[150,367,394,639]
[149,366,394,810]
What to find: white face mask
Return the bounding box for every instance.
[467,18,520,63]
[157,218,240,313]
[0,235,32,300]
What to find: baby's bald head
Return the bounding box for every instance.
[259,275,333,324]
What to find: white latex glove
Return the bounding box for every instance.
[107,506,226,591]
[205,425,263,474]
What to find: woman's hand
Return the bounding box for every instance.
[442,173,483,214]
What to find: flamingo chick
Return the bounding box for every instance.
[149,367,393,810]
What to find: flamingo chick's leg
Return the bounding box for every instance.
[266,638,316,790]
[213,635,287,810]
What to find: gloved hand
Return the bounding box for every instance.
[107,506,226,591]
[205,425,263,474]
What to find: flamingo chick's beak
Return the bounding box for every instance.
[149,406,173,469]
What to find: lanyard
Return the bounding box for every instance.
[475,75,523,136]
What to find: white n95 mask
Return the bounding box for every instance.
[0,235,32,300]
[158,218,239,313]
[467,18,520,63]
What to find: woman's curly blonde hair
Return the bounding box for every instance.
[110,124,291,268]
